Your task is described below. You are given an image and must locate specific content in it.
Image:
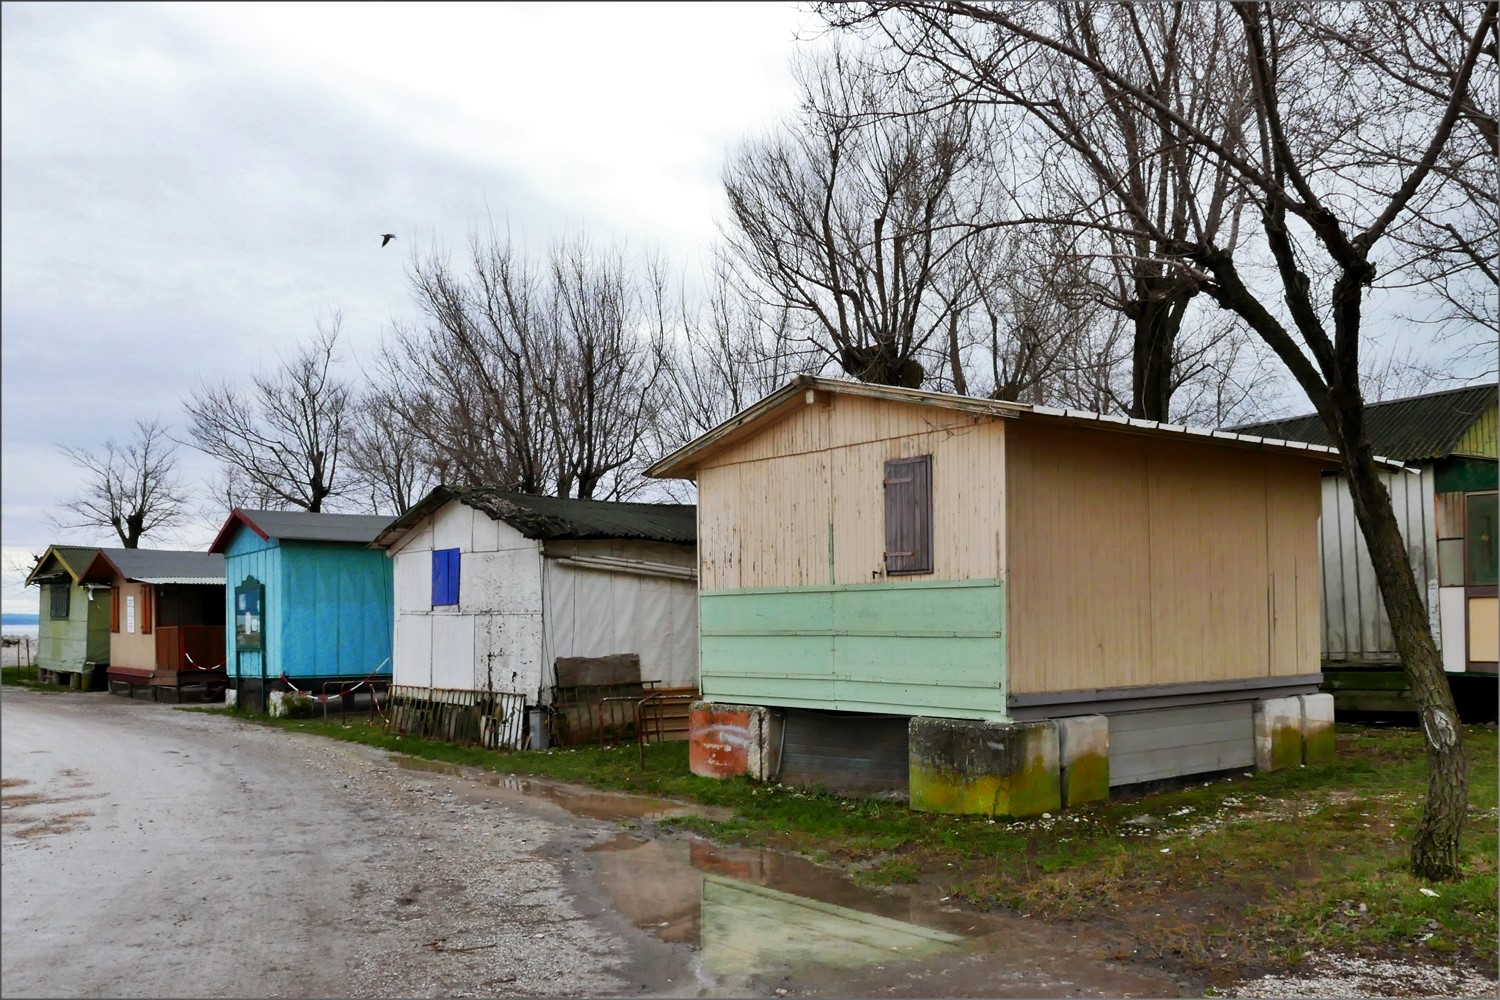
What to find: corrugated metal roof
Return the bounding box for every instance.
[209,509,396,552]
[82,548,226,585]
[24,545,101,586]
[646,375,1390,480]
[1230,384,1498,462]
[374,486,696,549]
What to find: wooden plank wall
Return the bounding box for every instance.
[697,394,1006,589]
[1006,423,1324,694]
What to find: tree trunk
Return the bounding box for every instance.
[1336,410,1467,880]
[946,312,968,396]
[1127,287,1189,423]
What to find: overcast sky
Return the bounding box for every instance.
[1,1,821,615]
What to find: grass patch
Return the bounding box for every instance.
[204,710,1499,980]
[1,666,65,693]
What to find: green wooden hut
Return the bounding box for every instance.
[23,545,108,689]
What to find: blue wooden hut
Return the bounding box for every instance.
[209,509,395,712]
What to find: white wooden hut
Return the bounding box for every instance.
[372,487,697,745]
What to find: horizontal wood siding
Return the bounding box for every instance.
[697,394,1005,589]
[699,579,1006,719]
[1006,423,1323,695]
[1107,702,1254,786]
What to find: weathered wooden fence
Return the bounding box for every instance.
[384,684,528,750]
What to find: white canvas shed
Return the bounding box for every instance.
[372,487,698,706]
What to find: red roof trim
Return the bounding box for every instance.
[208,510,270,554]
[78,551,125,584]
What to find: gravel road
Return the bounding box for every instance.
[0,689,694,999]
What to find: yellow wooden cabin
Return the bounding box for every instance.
[648,376,1373,815]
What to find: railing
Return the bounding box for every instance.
[155,626,226,673]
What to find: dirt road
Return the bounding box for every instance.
[0,690,690,998]
[1,690,1195,998]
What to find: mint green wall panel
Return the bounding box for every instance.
[834,635,1002,685]
[700,579,1006,720]
[702,591,835,635]
[831,582,1001,638]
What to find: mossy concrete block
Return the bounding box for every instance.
[269,689,314,718]
[1300,692,1336,764]
[908,717,1060,818]
[1254,696,1303,771]
[1056,715,1110,806]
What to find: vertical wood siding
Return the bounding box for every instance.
[225,529,280,680]
[1319,468,1438,660]
[1006,423,1324,694]
[697,394,1005,589]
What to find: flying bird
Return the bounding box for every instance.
[380,234,396,247]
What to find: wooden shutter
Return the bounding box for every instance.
[140,587,153,634]
[884,455,933,575]
[111,587,120,633]
[432,548,460,606]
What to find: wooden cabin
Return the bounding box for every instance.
[209,509,395,713]
[372,487,697,748]
[1236,384,1498,719]
[647,376,1367,816]
[78,549,226,700]
[23,545,106,689]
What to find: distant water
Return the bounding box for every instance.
[2,613,39,638]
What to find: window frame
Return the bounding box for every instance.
[49,583,70,620]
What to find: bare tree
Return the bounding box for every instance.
[826,0,1496,880]
[55,419,190,548]
[661,264,807,441]
[184,317,352,513]
[376,227,671,501]
[345,390,437,516]
[721,46,1006,387]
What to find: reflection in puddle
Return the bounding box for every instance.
[589,832,977,990]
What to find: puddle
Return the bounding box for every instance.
[391,756,733,823]
[389,756,1191,996]
[588,832,1191,997]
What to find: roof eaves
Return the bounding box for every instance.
[208,510,270,554]
[370,487,456,550]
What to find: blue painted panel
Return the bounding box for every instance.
[278,542,394,680]
[224,528,281,680]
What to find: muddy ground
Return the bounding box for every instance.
[1,690,1492,998]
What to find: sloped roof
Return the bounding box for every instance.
[646,375,1389,480]
[1231,384,1497,462]
[209,508,396,553]
[372,486,696,550]
[80,548,226,586]
[23,545,102,587]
